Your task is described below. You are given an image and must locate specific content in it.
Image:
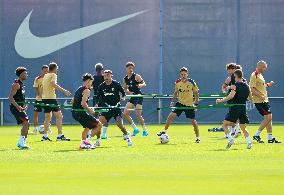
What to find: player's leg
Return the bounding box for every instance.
[239,123,252,149]
[265,114,281,143]
[53,110,70,141]
[91,121,102,146]
[223,120,235,149]
[191,119,200,143]
[42,112,52,141]
[253,103,271,143]
[115,116,132,146]
[157,112,177,136]
[33,111,39,133]
[124,102,139,136]
[185,108,200,143]
[135,104,148,136]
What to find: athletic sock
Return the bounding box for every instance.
[44,134,48,138]
[268,133,273,140]
[102,126,108,135]
[246,136,252,144]
[131,123,138,130]
[142,124,147,132]
[57,134,63,137]
[235,123,241,133]
[226,133,233,142]
[228,126,235,134]
[254,130,261,137]
[196,136,200,140]
[34,127,38,131]
[163,129,168,133]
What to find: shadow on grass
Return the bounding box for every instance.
[154,143,177,146]
[207,148,240,152]
[54,146,112,152]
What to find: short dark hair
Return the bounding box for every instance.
[15,67,27,77]
[226,63,237,70]
[179,67,188,73]
[236,64,242,70]
[82,73,94,81]
[42,65,48,70]
[125,61,135,68]
[95,63,103,71]
[234,69,243,79]
[49,62,58,71]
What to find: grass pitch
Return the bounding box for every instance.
[0,124,284,195]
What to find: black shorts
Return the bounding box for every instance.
[225,105,249,124]
[100,108,122,122]
[255,102,272,116]
[10,105,29,125]
[33,100,43,112]
[42,99,60,113]
[72,111,99,129]
[129,97,143,106]
[172,102,195,119]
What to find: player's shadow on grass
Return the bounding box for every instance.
[54,146,112,152]
[210,136,227,140]
[154,143,177,146]
[207,148,240,151]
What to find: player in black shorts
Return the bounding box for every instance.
[216,69,253,149]
[97,70,133,146]
[92,63,108,138]
[123,62,148,137]
[250,60,281,143]
[32,65,49,134]
[71,73,102,149]
[8,67,30,149]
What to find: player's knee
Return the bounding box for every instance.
[266,114,272,121]
[23,120,29,128]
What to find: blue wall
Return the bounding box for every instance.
[1,0,284,124]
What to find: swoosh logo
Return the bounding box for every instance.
[15,9,148,58]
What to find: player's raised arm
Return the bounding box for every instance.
[222,76,231,93]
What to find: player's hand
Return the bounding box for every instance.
[138,84,144,88]
[170,101,175,107]
[127,91,134,95]
[216,99,222,104]
[23,104,28,110]
[17,106,24,112]
[260,95,266,102]
[121,97,125,101]
[64,90,72,96]
[267,81,274,87]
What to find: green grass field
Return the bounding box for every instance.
[0,124,284,194]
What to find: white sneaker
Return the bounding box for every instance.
[247,143,252,149]
[95,140,100,147]
[226,140,234,149]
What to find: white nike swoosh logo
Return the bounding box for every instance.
[15,9,148,58]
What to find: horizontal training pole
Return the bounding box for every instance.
[157,104,245,110]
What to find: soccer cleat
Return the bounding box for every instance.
[268,138,281,143]
[56,135,71,141]
[95,140,100,147]
[253,135,264,143]
[127,141,133,147]
[142,131,148,137]
[226,140,234,149]
[41,136,52,141]
[79,141,96,150]
[247,143,252,149]
[131,128,140,136]
[17,142,30,150]
[101,133,108,139]
[234,132,241,138]
[195,138,200,144]
[157,131,166,136]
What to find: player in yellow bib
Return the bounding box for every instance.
[157,67,200,143]
[250,60,281,143]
